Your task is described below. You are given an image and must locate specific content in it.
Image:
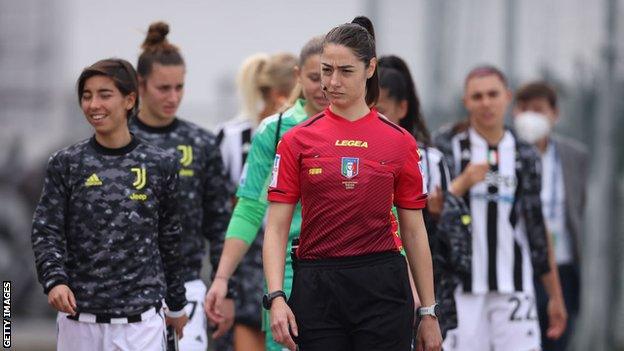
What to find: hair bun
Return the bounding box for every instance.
[351,16,375,39]
[142,21,169,49]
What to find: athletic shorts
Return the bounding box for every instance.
[176,279,208,351]
[57,308,166,351]
[443,288,541,351]
[288,251,414,351]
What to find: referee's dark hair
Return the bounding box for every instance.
[137,21,185,78]
[379,55,432,145]
[324,16,379,107]
[77,58,139,119]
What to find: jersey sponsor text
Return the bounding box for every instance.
[335,140,368,148]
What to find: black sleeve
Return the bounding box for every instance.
[31,154,70,294]
[158,158,188,312]
[202,143,233,276]
[438,156,451,192]
[523,151,551,277]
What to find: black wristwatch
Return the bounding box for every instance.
[417,303,440,319]
[262,290,287,310]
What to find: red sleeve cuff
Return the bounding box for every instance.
[394,195,427,210]
[267,190,299,204]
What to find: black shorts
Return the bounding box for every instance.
[289,251,415,351]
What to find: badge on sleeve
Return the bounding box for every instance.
[270,154,281,188]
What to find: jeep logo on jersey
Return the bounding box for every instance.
[131,167,147,190]
[177,145,193,167]
[341,157,359,179]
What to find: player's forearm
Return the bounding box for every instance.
[211,197,266,283]
[224,197,266,244]
[32,221,67,287]
[32,158,70,293]
[540,230,564,301]
[449,173,470,197]
[214,238,252,280]
[158,226,187,311]
[159,196,187,310]
[33,239,69,294]
[401,210,436,307]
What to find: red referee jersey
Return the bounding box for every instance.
[268,107,427,259]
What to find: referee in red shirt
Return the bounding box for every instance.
[263,17,442,351]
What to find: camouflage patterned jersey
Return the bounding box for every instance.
[31,136,187,316]
[129,117,232,282]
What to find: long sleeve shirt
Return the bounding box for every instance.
[32,136,187,316]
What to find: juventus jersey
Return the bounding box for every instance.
[216,118,254,185]
[129,117,232,282]
[419,145,450,194]
[450,128,534,294]
[31,136,187,315]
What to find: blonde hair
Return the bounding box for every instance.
[236,53,270,119]
[257,52,297,97]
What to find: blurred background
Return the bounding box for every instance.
[0,0,622,350]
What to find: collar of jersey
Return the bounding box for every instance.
[89,134,140,156]
[325,106,377,126]
[132,116,179,134]
[288,98,309,123]
[469,127,513,148]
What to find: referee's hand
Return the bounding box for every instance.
[416,316,442,351]
[48,284,77,315]
[270,298,298,351]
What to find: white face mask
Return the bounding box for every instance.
[513,111,552,144]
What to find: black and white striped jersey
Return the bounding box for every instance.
[450,128,534,294]
[419,145,451,194]
[216,119,254,185]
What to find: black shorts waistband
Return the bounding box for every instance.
[295,251,403,269]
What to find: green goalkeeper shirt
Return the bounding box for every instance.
[226,99,309,283]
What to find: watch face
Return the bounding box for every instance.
[434,304,440,317]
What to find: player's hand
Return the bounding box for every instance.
[166,314,189,339]
[427,186,444,217]
[546,296,567,339]
[270,298,298,351]
[212,298,235,339]
[462,162,489,187]
[415,316,442,351]
[48,284,77,315]
[205,277,228,324]
[450,162,489,196]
